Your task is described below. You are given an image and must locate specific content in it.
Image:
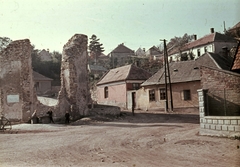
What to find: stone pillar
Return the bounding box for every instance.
[58,34,90,119]
[0,39,37,122]
[197,89,208,132]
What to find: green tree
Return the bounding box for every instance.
[0,37,12,51]
[31,47,61,86]
[225,27,240,38]
[88,34,105,64]
[167,33,194,51]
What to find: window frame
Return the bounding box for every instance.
[183,89,191,101]
[204,46,207,53]
[197,49,201,57]
[104,86,108,98]
[159,88,166,100]
[149,89,156,101]
[132,83,140,90]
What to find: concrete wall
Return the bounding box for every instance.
[136,81,200,112]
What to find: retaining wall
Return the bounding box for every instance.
[198,89,240,137]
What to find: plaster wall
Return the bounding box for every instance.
[97,83,127,109]
[136,81,200,111]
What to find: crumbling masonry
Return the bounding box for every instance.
[0,34,90,122]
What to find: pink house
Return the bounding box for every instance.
[96,64,151,109]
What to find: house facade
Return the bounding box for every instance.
[33,71,53,95]
[96,64,151,109]
[39,49,52,62]
[108,43,135,68]
[146,46,163,61]
[169,29,237,61]
[135,47,146,57]
[137,52,234,112]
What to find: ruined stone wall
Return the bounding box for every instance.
[0,34,90,122]
[0,39,37,122]
[57,34,90,119]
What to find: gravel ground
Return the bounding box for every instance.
[0,111,239,167]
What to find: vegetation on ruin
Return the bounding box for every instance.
[0,37,12,52]
[88,34,105,65]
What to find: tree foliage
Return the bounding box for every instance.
[88,34,105,64]
[31,46,61,86]
[167,33,194,50]
[0,37,12,51]
[225,27,240,38]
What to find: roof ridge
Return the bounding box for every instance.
[206,52,222,69]
[125,64,133,80]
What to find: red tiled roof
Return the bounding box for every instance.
[169,32,237,55]
[110,44,134,54]
[228,22,240,31]
[231,42,240,71]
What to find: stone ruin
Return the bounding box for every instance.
[0,34,90,122]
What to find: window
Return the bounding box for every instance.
[132,83,140,90]
[34,82,39,90]
[104,87,108,98]
[197,49,201,57]
[159,89,166,100]
[183,90,191,100]
[149,89,155,101]
[204,47,207,53]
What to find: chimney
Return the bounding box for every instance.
[210,28,214,33]
[222,46,229,57]
[193,34,197,40]
[143,48,145,52]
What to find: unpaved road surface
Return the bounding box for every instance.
[0,111,239,167]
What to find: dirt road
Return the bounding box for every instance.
[0,111,239,167]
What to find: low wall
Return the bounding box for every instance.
[89,104,121,116]
[198,89,240,137]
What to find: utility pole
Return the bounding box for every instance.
[160,39,173,112]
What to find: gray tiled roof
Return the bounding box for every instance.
[89,65,107,72]
[142,52,234,86]
[141,61,200,86]
[97,64,151,85]
[33,71,53,81]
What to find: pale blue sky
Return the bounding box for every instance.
[0,0,239,54]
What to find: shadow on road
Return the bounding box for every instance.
[71,110,200,128]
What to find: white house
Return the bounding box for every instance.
[39,49,52,62]
[168,29,238,61]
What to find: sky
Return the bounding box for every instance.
[0,0,239,54]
